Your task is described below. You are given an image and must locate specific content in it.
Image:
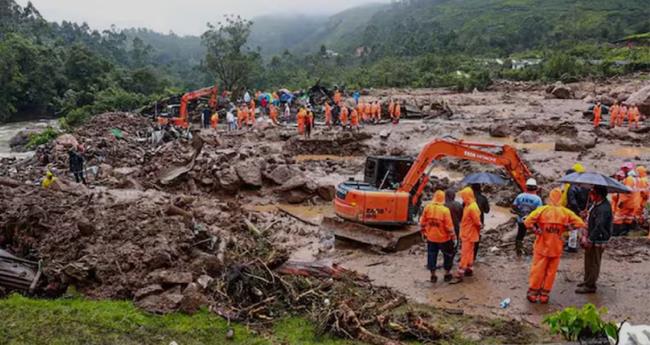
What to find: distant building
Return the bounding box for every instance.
[511,58,542,70]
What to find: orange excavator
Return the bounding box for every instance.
[157,85,219,128]
[323,139,532,250]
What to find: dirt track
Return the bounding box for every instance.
[1,75,650,341]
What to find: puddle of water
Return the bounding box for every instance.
[294,155,360,162]
[244,203,335,221]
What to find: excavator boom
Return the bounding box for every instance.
[328,138,532,251]
[158,85,219,128]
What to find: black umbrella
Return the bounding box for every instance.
[557,172,632,193]
[460,172,507,186]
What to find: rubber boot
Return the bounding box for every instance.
[430,271,437,283]
[526,289,539,303]
[515,241,523,257]
[444,272,453,282]
[539,290,550,304]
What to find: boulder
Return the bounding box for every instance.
[379,130,391,140]
[555,133,597,152]
[516,130,540,144]
[627,85,650,115]
[489,123,510,138]
[597,95,616,106]
[264,165,300,185]
[148,270,193,285]
[548,82,574,99]
[179,283,209,314]
[235,160,263,188]
[316,184,336,201]
[134,284,164,300]
[217,167,242,191]
[283,190,312,204]
[54,134,79,148]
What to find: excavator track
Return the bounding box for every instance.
[321,216,421,252]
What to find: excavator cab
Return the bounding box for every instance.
[364,156,414,189]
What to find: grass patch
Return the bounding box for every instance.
[0,294,359,345]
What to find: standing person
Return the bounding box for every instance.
[297,107,306,135]
[248,103,256,127]
[564,163,589,253]
[470,184,490,260]
[445,189,464,247]
[305,109,314,138]
[210,111,218,130]
[324,102,332,128]
[283,103,291,124]
[576,186,612,294]
[269,103,279,125]
[613,169,641,236]
[451,187,482,283]
[629,105,640,129]
[636,166,648,224]
[420,190,456,283]
[619,104,628,127]
[350,108,360,132]
[388,99,395,120]
[592,101,602,128]
[334,89,342,105]
[42,169,57,189]
[610,102,619,128]
[226,109,236,132]
[376,101,382,123]
[524,188,586,304]
[353,90,360,105]
[513,179,544,256]
[394,101,401,124]
[340,105,349,129]
[68,147,86,184]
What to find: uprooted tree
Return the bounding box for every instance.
[201,15,261,99]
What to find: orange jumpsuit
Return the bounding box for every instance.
[269,104,278,125]
[524,188,585,303]
[238,107,248,129]
[363,103,371,122]
[210,113,218,129]
[350,109,359,129]
[619,106,628,127]
[324,103,332,127]
[375,102,382,121]
[394,103,401,123]
[629,106,640,129]
[593,104,601,128]
[334,91,342,105]
[340,106,349,127]
[456,187,482,277]
[297,108,306,134]
[610,104,619,128]
[248,106,256,126]
[356,103,364,122]
[420,191,456,243]
[635,166,648,222]
[614,176,641,225]
[388,101,395,119]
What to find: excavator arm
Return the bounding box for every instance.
[398,139,531,206]
[159,85,219,128]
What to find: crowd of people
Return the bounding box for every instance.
[592,101,643,129]
[419,162,649,304]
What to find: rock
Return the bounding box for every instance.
[179,283,209,314]
[548,82,574,99]
[113,167,139,178]
[555,133,597,152]
[489,123,510,138]
[54,134,79,148]
[583,95,595,104]
[134,284,164,300]
[149,270,193,285]
[516,130,540,144]
[98,163,113,178]
[235,160,263,187]
[76,220,96,236]
[217,167,241,191]
[283,190,312,204]
[277,176,309,192]
[627,85,650,115]
[379,130,391,140]
[264,165,299,185]
[196,275,213,289]
[136,286,184,314]
[316,184,335,201]
[597,95,616,106]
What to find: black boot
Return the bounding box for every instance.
[515,241,523,256]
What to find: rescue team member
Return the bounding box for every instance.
[350,108,360,131]
[305,109,314,138]
[471,184,490,260]
[210,112,218,129]
[576,186,612,294]
[524,188,585,304]
[375,101,382,122]
[513,178,543,256]
[248,104,256,127]
[629,105,640,129]
[297,107,306,135]
[324,102,332,128]
[609,102,620,128]
[618,104,628,127]
[269,104,279,125]
[393,101,401,124]
[237,105,247,129]
[333,89,342,105]
[445,189,464,246]
[340,105,349,128]
[42,169,57,188]
[613,163,641,236]
[388,100,395,119]
[451,187,482,284]
[420,190,456,283]
[593,101,602,128]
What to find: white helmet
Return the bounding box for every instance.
[526,178,537,187]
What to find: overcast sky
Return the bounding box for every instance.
[18,0,386,36]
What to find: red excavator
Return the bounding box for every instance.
[157,85,219,128]
[323,138,532,250]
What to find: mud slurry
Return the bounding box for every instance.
[1,74,649,343]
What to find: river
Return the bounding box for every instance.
[0,120,58,159]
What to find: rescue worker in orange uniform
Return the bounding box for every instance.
[356,102,364,123]
[210,112,218,129]
[613,164,641,236]
[269,104,279,125]
[636,166,648,223]
[350,108,360,131]
[324,102,332,128]
[297,107,306,135]
[363,102,371,123]
[609,102,619,128]
[524,188,586,304]
[375,101,382,123]
[248,105,256,127]
[420,190,456,283]
[333,89,342,105]
[393,101,401,124]
[340,105,349,128]
[451,187,482,283]
[618,104,628,127]
[305,109,314,138]
[388,100,395,119]
[237,105,248,129]
[592,102,602,128]
[629,105,640,129]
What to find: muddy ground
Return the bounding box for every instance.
[1,75,650,342]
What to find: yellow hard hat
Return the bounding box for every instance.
[572,163,585,173]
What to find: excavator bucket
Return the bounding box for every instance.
[0,249,42,293]
[321,217,421,252]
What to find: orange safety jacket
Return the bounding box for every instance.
[340,106,349,125]
[419,191,455,243]
[524,188,585,257]
[459,187,481,242]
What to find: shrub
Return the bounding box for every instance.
[27,126,60,148]
[543,304,618,342]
